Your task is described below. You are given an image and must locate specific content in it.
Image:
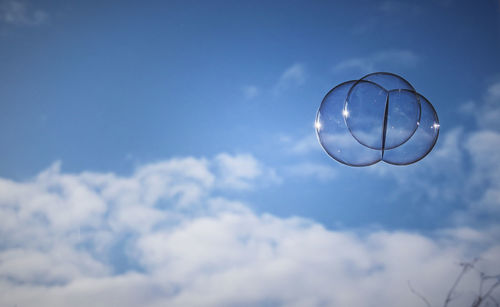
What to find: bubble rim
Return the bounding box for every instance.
[344,72,422,151]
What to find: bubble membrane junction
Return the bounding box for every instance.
[315,72,439,166]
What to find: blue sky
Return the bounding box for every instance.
[1,1,500,306]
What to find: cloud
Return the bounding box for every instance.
[214,153,281,189]
[371,81,500,225]
[280,134,321,155]
[334,50,419,74]
[370,127,466,201]
[277,134,337,181]
[285,162,337,181]
[0,153,499,306]
[378,1,423,15]
[466,130,500,214]
[244,63,305,97]
[273,63,306,94]
[242,85,260,100]
[461,81,500,131]
[444,84,500,217]
[0,0,48,26]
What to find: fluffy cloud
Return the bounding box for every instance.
[214,153,281,189]
[465,130,500,214]
[461,81,500,131]
[396,82,500,218]
[0,153,499,306]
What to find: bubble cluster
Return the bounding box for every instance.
[315,72,439,166]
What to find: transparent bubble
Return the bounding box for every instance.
[382,93,439,165]
[316,81,382,166]
[344,80,388,150]
[316,72,439,166]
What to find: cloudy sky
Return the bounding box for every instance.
[1,0,500,306]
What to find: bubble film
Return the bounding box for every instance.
[315,72,439,166]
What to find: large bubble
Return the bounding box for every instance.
[315,72,439,166]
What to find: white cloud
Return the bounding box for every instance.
[446,84,500,217]
[465,130,500,213]
[291,134,320,154]
[213,153,281,189]
[273,63,306,94]
[244,63,306,97]
[242,85,260,100]
[277,134,337,180]
[465,81,500,131]
[285,162,337,181]
[279,133,323,155]
[0,0,48,26]
[334,50,419,74]
[0,153,499,306]
[280,63,306,85]
[371,81,500,224]
[371,127,467,201]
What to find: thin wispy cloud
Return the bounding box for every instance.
[352,2,425,35]
[378,1,423,15]
[242,85,260,100]
[243,63,306,98]
[0,0,48,26]
[273,63,306,94]
[285,161,337,181]
[334,50,419,74]
[280,134,321,155]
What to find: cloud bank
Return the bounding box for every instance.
[1,151,499,306]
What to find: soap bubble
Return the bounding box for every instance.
[315,72,439,166]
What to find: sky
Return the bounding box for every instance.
[0,0,500,306]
